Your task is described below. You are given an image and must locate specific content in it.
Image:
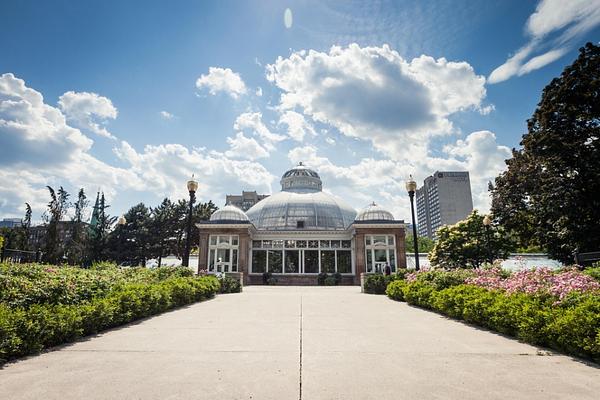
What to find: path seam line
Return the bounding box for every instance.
[299,295,303,400]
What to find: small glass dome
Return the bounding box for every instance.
[210,205,249,222]
[355,202,394,221]
[280,162,323,192]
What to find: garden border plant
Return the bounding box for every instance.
[0,263,220,364]
[385,268,600,363]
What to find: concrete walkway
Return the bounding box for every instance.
[1,287,599,399]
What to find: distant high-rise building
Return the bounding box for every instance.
[416,171,473,239]
[225,191,269,211]
[0,218,22,228]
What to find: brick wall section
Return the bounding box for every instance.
[354,232,366,285]
[199,224,405,286]
[198,231,210,272]
[247,274,355,286]
[197,227,251,283]
[353,226,407,285]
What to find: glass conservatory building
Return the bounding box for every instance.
[196,163,407,285]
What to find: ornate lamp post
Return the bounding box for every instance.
[482,214,492,264]
[117,215,126,264]
[183,176,198,267]
[405,175,420,271]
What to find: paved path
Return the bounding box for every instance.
[1,286,599,399]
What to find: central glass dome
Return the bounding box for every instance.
[246,163,356,230]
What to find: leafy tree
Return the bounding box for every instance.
[109,203,152,265]
[405,234,435,254]
[429,210,513,269]
[149,198,179,266]
[42,186,70,263]
[20,203,32,251]
[490,43,600,263]
[172,200,217,258]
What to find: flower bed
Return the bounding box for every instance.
[0,263,220,363]
[387,266,600,362]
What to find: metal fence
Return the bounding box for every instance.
[0,248,41,263]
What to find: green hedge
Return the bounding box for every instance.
[218,276,242,293]
[386,280,600,362]
[363,274,402,294]
[0,276,219,363]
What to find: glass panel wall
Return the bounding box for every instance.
[320,250,335,273]
[304,250,319,273]
[285,250,300,273]
[268,250,283,273]
[252,250,266,273]
[250,239,353,274]
[337,251,352,273]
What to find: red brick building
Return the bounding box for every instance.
[197,164,406,285]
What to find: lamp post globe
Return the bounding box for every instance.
[406,175,420,271]
[117,215,126,265]
[183,175,198,268]
[482,214,492,264]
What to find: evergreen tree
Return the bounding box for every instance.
[490,43,600,263]
[67,189,89,264]
[88,192,116,263]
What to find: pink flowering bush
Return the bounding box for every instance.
[466,266,600,301]
[387,267,600,362]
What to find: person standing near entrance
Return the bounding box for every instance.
[384,263,391,276]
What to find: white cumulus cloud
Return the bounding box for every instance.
[196,67,247,99]
[489,0,600,83]
[278,110,317,141]
[233,112,285,151]
[159,110,174,119]
[225,132,269,160]
[58,91,118,139]
[267,44,487,160]
[0,73,275,218]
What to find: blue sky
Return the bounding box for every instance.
[1,0,599,222]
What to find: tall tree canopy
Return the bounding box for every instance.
[490,43,600,263]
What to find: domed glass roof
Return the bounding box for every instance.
[210,204,249,222]
[355,202,395,221]
[246,163,356,230]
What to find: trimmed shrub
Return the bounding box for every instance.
[385,280,406,301]
[583,266,600,282]
[317,272,342,286]
[219,276,242,293]
[387,279,600,362]
[0,275,219,363]
[364,274,402,294]
[317,272,328,285]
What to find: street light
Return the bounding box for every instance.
[183,175,198,267]
[117,215,126,264]
[483,214,492,264]
[405,175,420,271]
